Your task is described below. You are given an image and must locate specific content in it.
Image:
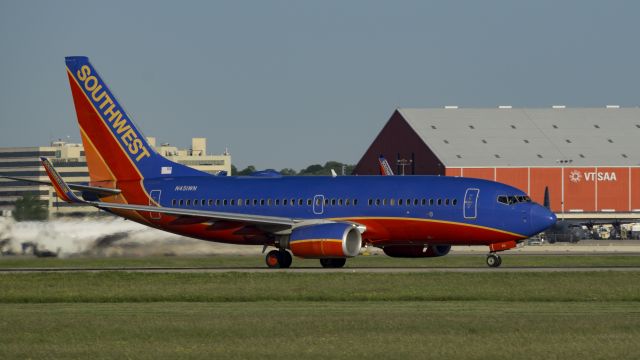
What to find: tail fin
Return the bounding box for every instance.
[378,155,394,176]
[65,56,207,182]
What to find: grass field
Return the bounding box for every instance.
[1,269,640,359]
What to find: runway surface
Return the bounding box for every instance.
[2,266,640,273]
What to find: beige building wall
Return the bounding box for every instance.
[0,137,231,217]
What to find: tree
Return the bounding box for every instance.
[13,193,47,221]
[237,165,257,176]
[279,168,297,176]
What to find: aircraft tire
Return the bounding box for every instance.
[266,250,282,268]
[320,258,347,268]
[486,254,501,268]
[279,250,292,268]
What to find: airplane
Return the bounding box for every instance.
[378,155,394,176]
[7,57,558,268]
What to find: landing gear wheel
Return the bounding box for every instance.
[319,258,347,268]
[265,250,293,269]
[266,250,281,268]
[279,250,292,269]
[486,253,502,268]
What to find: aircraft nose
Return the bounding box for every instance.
[530,204,557,233]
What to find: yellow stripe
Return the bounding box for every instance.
[330,216,527,239]
[290,239,343,245]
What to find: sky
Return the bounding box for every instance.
[1,1,640,170]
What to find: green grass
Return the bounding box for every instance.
[1,253,639,269]
[1,301,639,360]
[1,271,640,359]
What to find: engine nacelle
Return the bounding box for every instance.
[382,245,451,258]
[287,223,362,259]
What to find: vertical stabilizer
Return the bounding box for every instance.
[65,56,208,182]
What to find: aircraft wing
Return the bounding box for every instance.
[39,157,301,227]
[88,201,299,226]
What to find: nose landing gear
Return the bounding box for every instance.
[486,253,502,267]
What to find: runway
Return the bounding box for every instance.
[2,266,640,273]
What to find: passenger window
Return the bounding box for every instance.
[375,199,381,206]
[245,199,250,206]
[413,199,418,206]
[186,200,191,206]
[346,199,351,206]
[338,199,343,206]
[306,199,311,206]
[453,199,458,206]
[421,199,426,206]
[267,199,272,206]
[445,199,450,206]
[283,199,288,206]
[216,199,221,206]
[399,199,403,205]
[406,199,411,206]
[382,199,387,206]
[291,198,296,206]
[208,200,213,206]
[368,199,373,206]
[193,199,198,205]
[260,199,265,206]
[253,199,258,206]
[437,199,442,206]
[353,199,358,206]
[223,199,228,206]
[429,199,434,206]
[331,199,336,206]
[390,199,395,206]
[238,199,243,206]
[172,200,176,206]
[179,199,184,206]
[275,199,280,206]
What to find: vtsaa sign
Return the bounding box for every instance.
[569,170,617,183]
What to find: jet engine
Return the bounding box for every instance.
[285,223,362,259]
[382,244,451,258]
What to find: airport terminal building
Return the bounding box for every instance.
[0,137,232,217]
[355,107,640,217]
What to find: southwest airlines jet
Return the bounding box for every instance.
[25,57,558,268]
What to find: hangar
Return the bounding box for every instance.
[354,107,640,217]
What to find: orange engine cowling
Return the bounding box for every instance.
[382,245,451,258]
[287,223,362,259]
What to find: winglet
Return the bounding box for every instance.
[40,157,84,203]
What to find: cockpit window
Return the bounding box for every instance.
[498,194,532,205]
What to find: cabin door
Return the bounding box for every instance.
[313,195,325,215]
[150,190,162,220]
[463,188,479,219]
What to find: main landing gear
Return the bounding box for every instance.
[265,250,292,269]
[486,253,502,268]
[319,258,347,268]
